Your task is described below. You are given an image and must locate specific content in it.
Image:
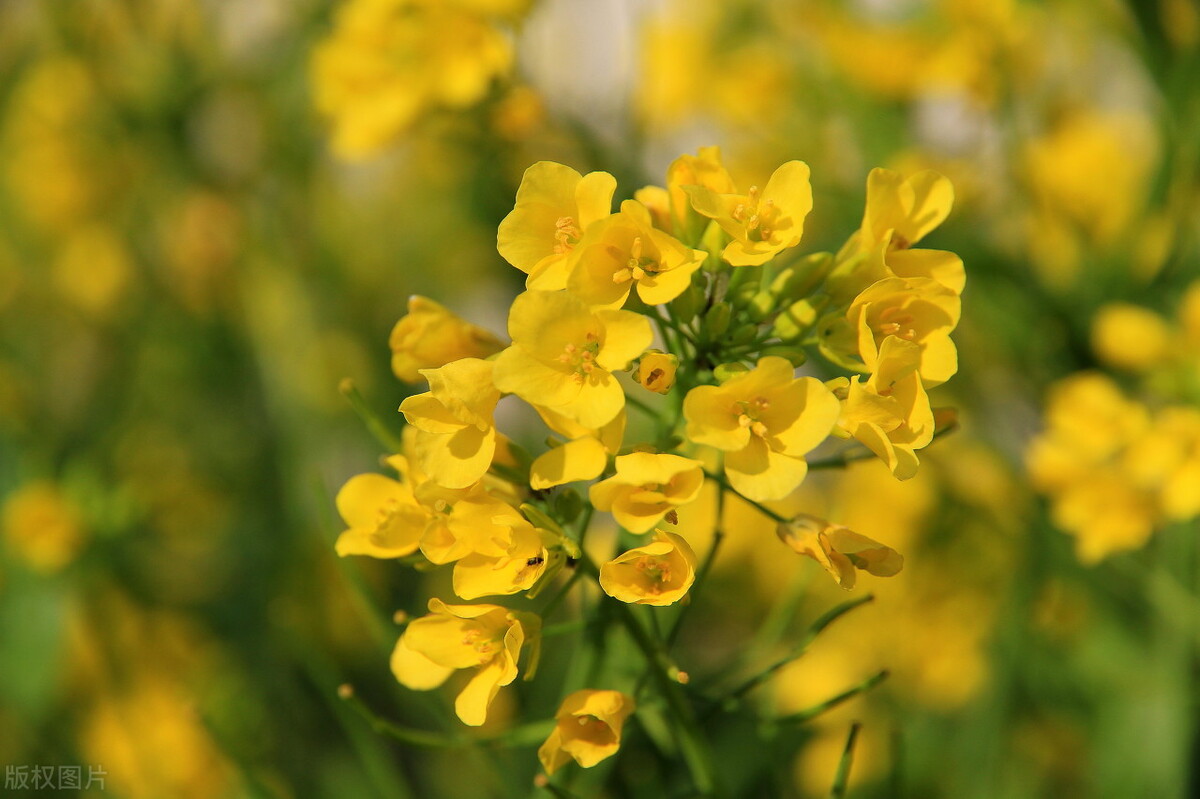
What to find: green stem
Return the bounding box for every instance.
[829,723,863,799]
[539,568,584,621]
[772,670,889,726]
[716,594,874,708]
[340,379,405,453]
[578,555,720,796]
[667,475,726,649]
[703,470,788,524]
[623,392,660,421]
[340,688,466,748]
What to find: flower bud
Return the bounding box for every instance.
[634,350,679,394]
[703,301,731,339]
[389,296,503,383]
[730,322,758,346]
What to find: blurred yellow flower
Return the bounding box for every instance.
[684,356,840,501]
[390,598,539,726]
[493,290,651,428]
[311,0,514,158]
[637,146,737,242]
[776,514,903,590]
[1090,303,1171,372]
[567,200,705,309]
[389,296,503,383]
[497,161,617,290]
[589,453,704,533]
[634,350,679,394]
[2,481,85,573]
[685,161,813,266]
[599,530,697,606]
[400,358,500,489]
[831,336,935,480]
[538,689,635,774]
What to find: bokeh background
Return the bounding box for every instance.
[1,0,1197,797]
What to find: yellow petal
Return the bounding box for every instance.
[725,437,809,501]
[530,437,608,489]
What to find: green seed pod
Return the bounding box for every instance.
[703,301,731,339]
[761,345,808,367]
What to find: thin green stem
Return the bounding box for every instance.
[772,670,889,726]
[340,687,465,748]
[624,392,660,421]
[703,470,788,524]
[667,474,726,650]
[578,554,720,796]
[539,568,584,621]
[339,379,405,453]
[829,723,863,799]
[716,594,874,708]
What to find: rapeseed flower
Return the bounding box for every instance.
[391,599,539,726]
[684,356,840,501]
[538,690,635,774]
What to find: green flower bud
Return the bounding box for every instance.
[553,489,583,524]
[731,322,758,346]
[771,299,820,342]
[703,301,731,339]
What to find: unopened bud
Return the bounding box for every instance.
[713,362,750,382]
[703,302,731,339]
[634,350,679,394]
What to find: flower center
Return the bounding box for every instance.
[553,216,581,255]
[634,556,673,591]
[734,396,771,438]
[874,305,917,341]
[373,498,403,535]
[731,186,780,242]
[556,332,602,383]
[460,625,502,660]
[611,236,660,284]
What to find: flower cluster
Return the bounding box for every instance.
[1027,282,1200,562]
[311,0,533,159]
[333,148,964,779]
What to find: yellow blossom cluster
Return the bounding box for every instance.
[311,0,534,159]
[1028,285,1200,563]
[332,148,964,777]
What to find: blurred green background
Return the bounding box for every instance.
[1,0,1197,797]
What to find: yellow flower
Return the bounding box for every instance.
[496,161,617,290]
[311,0,514,159]
[856,168,954,253]
[389,296,503,383]
[416,483,526,565]
[589,453,704,533]
[850,276,961,386]
[1090,303,1171,372]
[633,350,679,394]
[400,358,500,489]
[538,690,636,775]
[390,598,539,726]
[684,161,813,266]
[567,200,705,308]
[529,438,609,490]
[636,146,737,242]
[452,524,557,600]
[683,356,840,501]
[334,457,425,558]
[2,481,85,573]
[831,336,935,480]
[776,514,903,589]
[493,291,652,428]
[599,530,697,606]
